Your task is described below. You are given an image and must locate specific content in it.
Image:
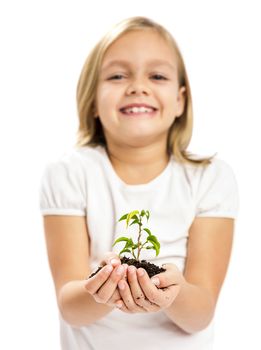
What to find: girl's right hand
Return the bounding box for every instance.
[84,252,127,308]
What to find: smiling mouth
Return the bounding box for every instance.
[119,106,158,116]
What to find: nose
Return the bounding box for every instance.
[126,77,151,96]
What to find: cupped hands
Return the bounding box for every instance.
[84,252,184,314]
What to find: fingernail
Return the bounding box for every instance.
[118,280,125,290]
[128,265,136,274]
[111,258,120,265]
[116,265,124,275]
[116,301,123,308]
[137,268,144,277]
[151,277,160,286]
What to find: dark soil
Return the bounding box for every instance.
[88,256,166,279]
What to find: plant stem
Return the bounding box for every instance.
[132,248,137,260]
[136,215,142,261]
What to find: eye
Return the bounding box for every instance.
[151,74,168,80]
[108,74,125,80]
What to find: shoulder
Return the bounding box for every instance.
[171,156,238,213]
[187,157,239,218]
[39,147,101,215]
[197,158,237,190]
[177,156,237,185]
[42,145,106,175]
[40,146,106,195]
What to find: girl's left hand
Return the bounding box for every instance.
[115,263,184,313]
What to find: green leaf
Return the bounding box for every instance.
[143,228,152,236]
[140,210,146,217]
[147,235,160,256]
[146,246,154,249]
[120,248,131,255]
[118,214,128,222]
[148,241,159,256]
[145,210,150,222]
[126,210,139,227]
[129,219,140,226]
[147,235,160,247]
[112,236,130,247]
[125,238,134,248]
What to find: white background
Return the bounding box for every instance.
[0,1,260,349]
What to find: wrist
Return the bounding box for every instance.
[163,281,215,333]
[58,280,114,327]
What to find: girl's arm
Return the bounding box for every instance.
[162,217,234,333]
[43,216,124,327]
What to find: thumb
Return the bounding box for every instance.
[151,263,182,288]
[101,251,121,267]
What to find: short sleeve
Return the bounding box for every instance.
[195,159,239,218]
[39,157,87,216]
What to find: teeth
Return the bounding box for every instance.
[123,106,154,113]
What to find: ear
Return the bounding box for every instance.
[176,86,186,117]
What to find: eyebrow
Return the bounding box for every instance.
[101,59,176,72]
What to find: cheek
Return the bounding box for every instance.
[157,85,177,102]
[97,86,120,111]
[164,91,180,112]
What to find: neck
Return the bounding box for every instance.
[104,140,170,185]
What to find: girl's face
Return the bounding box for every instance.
[95,29,186,149]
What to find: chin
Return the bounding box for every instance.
[121,135,160,148]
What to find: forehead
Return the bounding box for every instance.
[101,29,177,71]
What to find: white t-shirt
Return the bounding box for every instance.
[39,145,239,350]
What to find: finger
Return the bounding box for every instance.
[115,300,131,313]
[117,279,146,313]
[127,267,160,312]
[151,264,185,289]
[100,251,121,267]
[136,268,163,305]
[137,268,181,308]
[85,265,113,295]
[107,289,121,308]
[95,264,128,302]
[127,266,147,305]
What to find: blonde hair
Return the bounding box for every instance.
[76,16,216,166]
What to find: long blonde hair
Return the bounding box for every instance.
[76,16,216,166]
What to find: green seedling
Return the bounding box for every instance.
[112,209,161,261]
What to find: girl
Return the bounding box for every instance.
[40,16,239,350]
